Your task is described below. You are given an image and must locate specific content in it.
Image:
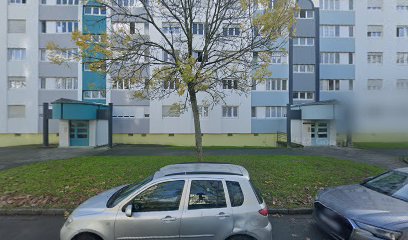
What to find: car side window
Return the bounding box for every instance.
[226,181,244,207]
[188,180,227,210]
[132,180,184,212]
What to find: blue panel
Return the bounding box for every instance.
[251,92,289,106]
[83,99,106,104]
[320,91,354,104]
[52,103,62,119]
[83,71,106,90]
[52,103,107,120]
[320,65,355,79]
[320,38,355,52]
[251,119,287,133]
[320,11,355,25]
[267,65,289,78]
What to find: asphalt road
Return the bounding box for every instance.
[0,214,331,240]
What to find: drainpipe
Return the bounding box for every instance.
[43,102,49,147]
[108,103,113,148]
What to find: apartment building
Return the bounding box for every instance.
[0,0,407,147]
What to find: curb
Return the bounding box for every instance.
[0,208,313,216]
[269,208,313,215]
[0,208,68,216]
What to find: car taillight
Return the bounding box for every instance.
[258,207,269,216]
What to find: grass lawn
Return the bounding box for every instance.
[354,142,408,149]
[0,156,384,210]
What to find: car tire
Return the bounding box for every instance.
[73,233,102,240]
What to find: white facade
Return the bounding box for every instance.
[0,0,407,142]
[354,0,408,133]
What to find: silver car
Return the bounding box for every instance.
[314,168,408,240]
[60,163,272,240]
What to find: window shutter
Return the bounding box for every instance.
[8,105,26,118]
[8,20,26,33]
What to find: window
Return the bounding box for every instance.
[223,25,240,36]
[222,79,238,89]
[367,0,382,10]
[188,180,226,210]
[9,0,26,4]
[193,23,204,35]
[163,80,178,90]
[251,107,257,118]
[131,181,184,212]
[397,26,408,38]
[193,51,205,62]
[367,52,383,64]
[55,78,78,89]
[293,37,314,46]
[397,79,408,90]
[321,25,339,37]
[162,105,181,118]
[40,49,78,62]
[8,20,26,33]
[112,79,134,90]
[8,77,26,89]
[367,25,383,37]
[56,0,79,4]
[7,48,26,61]
[320,0,340,10]
[162,23,181,34]
[265,79,287,91]
[271,52,287,64]
[226,181,244,207]
[321,53,340,64]
[56,21,78,33]
[163,51,175,62]
[40,77,78,90]
[8,105,25,118]
[198,106,209,118]
[222,106,238,118]
[293,65,314,73]
[265,106,287,118]
[295,10,314,19]
[367,79,383,90]
[83,90,106,99]
[84,63,91,71]
[293,92,314,100]
[117,0,142,7]
[397,0,408,11]
[84,6,106,15]
[397,52,408,64]
[320,80,340,91]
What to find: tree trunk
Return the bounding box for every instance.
[188,87,203,161]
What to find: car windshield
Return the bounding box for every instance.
[362,170,408,202]
[107,175,153,208]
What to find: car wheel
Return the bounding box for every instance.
[73,233,102,240]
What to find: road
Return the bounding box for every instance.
[0,214,331,240]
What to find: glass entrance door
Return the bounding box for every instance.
[311,122,329,146]
[69,121,89,146]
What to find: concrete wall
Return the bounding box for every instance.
[113,134,278,147]
[58,120,70,147]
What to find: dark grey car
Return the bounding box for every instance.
[314,168,408,240]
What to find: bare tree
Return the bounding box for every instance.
[56,0,296,160]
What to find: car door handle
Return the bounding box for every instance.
[216,212,230,218]
[161,216,177,222]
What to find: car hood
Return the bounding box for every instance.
[318,184,408,229]
[71,185,126,217]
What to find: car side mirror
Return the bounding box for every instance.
[125,204,133,217]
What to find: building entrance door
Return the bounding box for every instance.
[311,122,329,146]
[69,121,89,146]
